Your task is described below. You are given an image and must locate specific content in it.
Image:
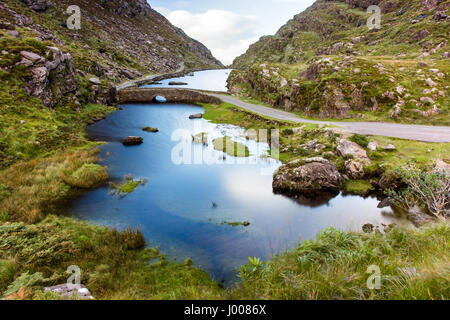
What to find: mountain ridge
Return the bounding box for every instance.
[229,0,449,125]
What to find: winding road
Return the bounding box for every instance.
[208,93,450,143]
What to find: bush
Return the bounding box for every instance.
[349,134,370,148]
[282,128,294,136]
[0,259,17,293]
[386,165,450,220]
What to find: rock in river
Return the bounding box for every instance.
[169,81,188,86]
[142,127,159,133]
[122,136,143,146]
[189,113,203,119]
[273,157,341,195]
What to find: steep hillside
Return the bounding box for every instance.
[229,0,449,124]
[0,0,222,168]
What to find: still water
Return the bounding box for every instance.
[142,69,233,92]
[70,70,409,283]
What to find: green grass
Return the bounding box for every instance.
[109,175,147,196]
[230,223,450,300]
[0,215,222,300]
[213,136,250,158]
[342,180,375,196]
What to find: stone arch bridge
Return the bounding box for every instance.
[118,87,222,105]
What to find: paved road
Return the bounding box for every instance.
[209,93,450,143]
[116,62,185,90]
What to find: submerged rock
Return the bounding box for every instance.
[273,157,341,195]
[122,136,144,146]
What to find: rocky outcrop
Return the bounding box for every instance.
[336,139,368,159]
[273,157,341,195]
[20,0,52,12]
[336,139,371,179]
[17,47,78,108]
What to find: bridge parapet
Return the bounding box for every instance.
[118,88,222,105]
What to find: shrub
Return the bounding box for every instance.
[386,165,449,220]
[282,128,294,136]
[0,259,17,293]
[349,134,370,148]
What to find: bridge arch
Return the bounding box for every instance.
[118,88,222,105]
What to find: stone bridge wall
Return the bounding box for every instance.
[118,88,222,105]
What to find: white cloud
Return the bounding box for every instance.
[163,9,260,65]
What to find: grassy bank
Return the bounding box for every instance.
[1,215,448,300]
[0,215,222,300]
[231,223,449,300]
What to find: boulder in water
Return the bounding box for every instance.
[143,127,159,133]
[189,113,203,119]
[122,136,143,146]
[169,81,188,86]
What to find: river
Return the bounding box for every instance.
[69,69,409,283]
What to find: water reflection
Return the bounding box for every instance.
[68,103,411,283]
[142,69,232,92]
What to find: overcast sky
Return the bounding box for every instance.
[149,0,316,65]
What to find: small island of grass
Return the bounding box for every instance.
[213,136,250,157]
[110,175,147,197]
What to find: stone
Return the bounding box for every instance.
[425,78,437,87]
[43,284,94,300]
[367,141,378,151]
[352,36,363,44]
[434,11,448,21]
[382,91,395,100]
[382,144,396,151]
[396,86,405,95]
[7,30,19,37]
[420,97,435,104]
[122,136,143,146]
[19,0,53,12]
[20,51,44,63]
[336,139,368,159]
[89,77,101,85]
[407,205,434,227]
[142,127,159,133]
[0,22,15,30]
[435,160,450,173]
[273,157,341,195]
[345,159,369,179]
[168,81,188,86]
[377,198,391,209]
[362,224,374,233]
[189,113,203,119]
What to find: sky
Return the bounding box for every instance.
[149,0,316,65]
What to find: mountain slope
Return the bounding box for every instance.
[0,0,222,168]
[229,0,449,124]
[2,0,222,78]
